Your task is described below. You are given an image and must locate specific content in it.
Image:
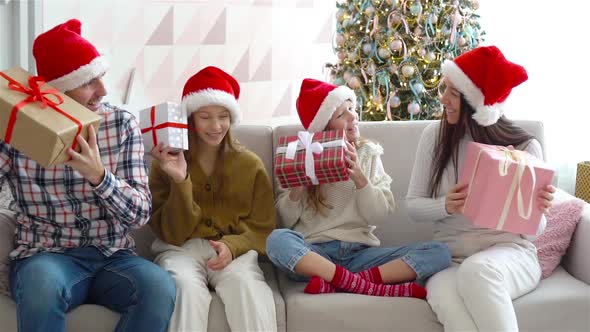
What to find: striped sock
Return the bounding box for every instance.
[328,265,426,299]
[304,266,383,294]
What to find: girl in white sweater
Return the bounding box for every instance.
[267,78,451,298]
[407,46,555,331]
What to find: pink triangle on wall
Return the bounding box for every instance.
[176,9,201,45]
[273,84,293,117]
[251,49,272,82]
[147,6,174,46]
[232,48,250,82]
[176,50,201,87]
[202,8,226,45]
[147,48,174,89]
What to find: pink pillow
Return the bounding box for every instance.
[533,199,585,279]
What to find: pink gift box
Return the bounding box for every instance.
[458,142,555,235]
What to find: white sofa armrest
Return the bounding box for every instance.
[561,193,590,285]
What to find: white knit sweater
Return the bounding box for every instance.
[275,141,395,246]
[406,122,545,260]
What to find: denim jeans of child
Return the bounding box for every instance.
[266,229,451,283]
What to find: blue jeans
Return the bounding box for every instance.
[266,229,451,283]
[10,247,176,332]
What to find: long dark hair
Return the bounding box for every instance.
[428,95,535,197]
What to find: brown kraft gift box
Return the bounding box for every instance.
[0,66,102,168]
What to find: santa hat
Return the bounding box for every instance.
[296,78,357,132]
[181,66,241,126]
[441,46,528,126]
[33,19,109,92]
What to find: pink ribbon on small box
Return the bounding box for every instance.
[275,131,346,185]
[464,146,536,230]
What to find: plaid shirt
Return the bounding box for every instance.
[0,103,152,260]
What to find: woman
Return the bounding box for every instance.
[149,66,276,332]
[267,78,451,298]
[406,46,555,331]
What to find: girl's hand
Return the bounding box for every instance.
[207,240,233,271]
[151,143,187,183]
[538,184,556,213]
[344,141,368,189]
[445,183,468,215]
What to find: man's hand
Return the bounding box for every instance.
[65,125,105,186]
[207,240,233,271]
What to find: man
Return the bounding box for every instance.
[2,19,175,332]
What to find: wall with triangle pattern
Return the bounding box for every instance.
[42,0,336,123]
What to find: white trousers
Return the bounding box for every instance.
[426,242,541,332]
[152,238,277,332]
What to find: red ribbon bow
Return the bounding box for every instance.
[0,71,83,151]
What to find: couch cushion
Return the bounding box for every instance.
[514,267,590,332]
[277,271,443,332]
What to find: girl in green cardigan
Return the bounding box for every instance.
[148,66,276,332]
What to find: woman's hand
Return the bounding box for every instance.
[538,184,556,213]
[445,183,468,215]
[151,143,187,183]
[345,141,368,189]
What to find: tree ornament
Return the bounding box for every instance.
[348,76,361,89]
[362,43,373,55]
[402,65,415,77]
[335,34,345,47]
[343,71,352,81]
[389,39,403,52]
[458,36,466,47]
[378,47,390,58]
[389,95,401,107]
[365,6,375,16]
[426,51,436,62]
[413,82,425,94]
[408,101,421,115]
[418,48,427,57]
[367,63,377,76]
[414,26,423,36]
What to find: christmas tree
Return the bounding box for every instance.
[327,0,484,121]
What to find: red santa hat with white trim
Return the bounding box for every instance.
[33,19,109,92]
[441,45,528,126]
[296,78,357,132]
[181,66,241,126]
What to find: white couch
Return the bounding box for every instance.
[0,120,588,332]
